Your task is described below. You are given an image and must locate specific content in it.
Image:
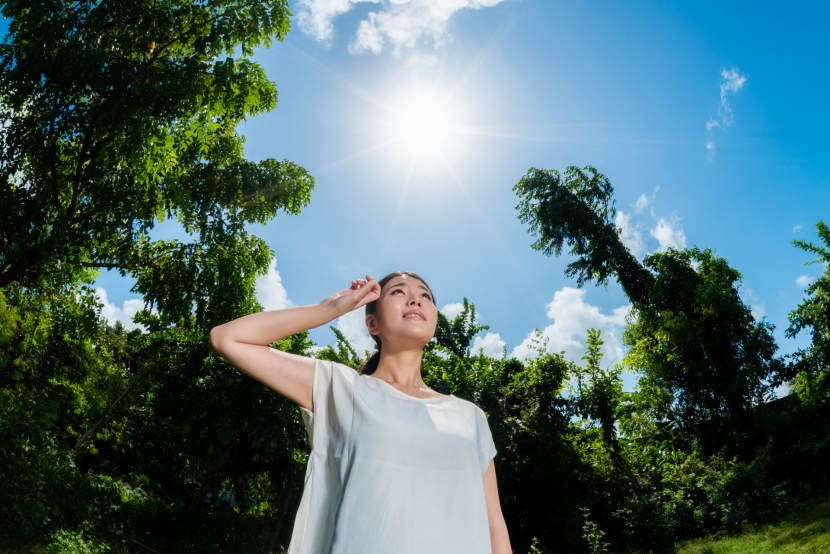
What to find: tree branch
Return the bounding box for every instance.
[189,442,237,512]
[68,127,95,218]
[48,110,60,210]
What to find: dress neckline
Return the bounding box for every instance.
[363,375,455,404]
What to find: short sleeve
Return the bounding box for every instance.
[474,407,497,474]
[289,361,357,554]
[300,360,358,452]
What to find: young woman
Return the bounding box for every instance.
[210,271,512,554]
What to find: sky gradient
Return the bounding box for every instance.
[92,0,830,390]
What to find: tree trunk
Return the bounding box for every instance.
[188,443,237,512]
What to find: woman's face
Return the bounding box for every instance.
[366,275,437,350]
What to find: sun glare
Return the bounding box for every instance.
[389,96,457,157]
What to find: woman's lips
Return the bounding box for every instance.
[403,310,426,320]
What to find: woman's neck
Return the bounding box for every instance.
[373,347,426,388]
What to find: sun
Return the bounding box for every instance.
[387,93,458,158]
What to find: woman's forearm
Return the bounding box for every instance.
[210,303,342,348]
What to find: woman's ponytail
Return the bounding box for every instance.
[358,271,434,376]
[360,345,381,375]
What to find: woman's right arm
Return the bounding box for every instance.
[209,276,380,412]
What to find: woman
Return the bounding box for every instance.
[210,271,512,554]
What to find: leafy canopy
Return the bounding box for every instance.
[0,0,312,328]
[787,221,830,403]
[513,166,785,427]
[513,166,652,306]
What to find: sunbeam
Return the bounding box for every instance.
[437,152,546,311]
[310,139,399,176]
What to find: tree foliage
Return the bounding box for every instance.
[514,166,786,428]
[625,248,784,428]
[0,0,313,328]
[787,221,830,403]
[513,166,652,306]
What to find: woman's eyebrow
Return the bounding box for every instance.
[386,282,431,294]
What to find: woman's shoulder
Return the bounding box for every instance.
[314,358,361,383]
[449,396,490,420]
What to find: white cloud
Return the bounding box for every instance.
[616,210,646,258]
[742,288,765,319]
[296,0,507,56]
[440,302,465,320]
[510,287,630,365]
[796,275,813,288]
[633,187,658,214]
[296,0,371,43]
[255,258,292,311]
[793,224,803,232]
[706,67,747,155]
[336,308,377,354]
[96,288,147,330]
[649,215,687,253]
[471,332,506,358]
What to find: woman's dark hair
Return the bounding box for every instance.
[360,271,435,376]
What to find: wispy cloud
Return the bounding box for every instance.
[793,224,803,232]
[296,0,507,56]
[616,210,646,258]
[615,187,662,259]
[741,288,765,320]
[796,275,813,289]
[634,186,659,214]
[649,214,687,253]
[706,68,747,155]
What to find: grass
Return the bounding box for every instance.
[670,495,830,554]
[4,496,829,554]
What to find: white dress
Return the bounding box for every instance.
[287,360,498,554]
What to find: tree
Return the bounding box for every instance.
[513,166,652,307]
[0,286,138,536]
[0,0,313,330]
[787,221,830,403]
[571,330,628,468]
[432,297,490,358]
[513,166,784,427]
[624,248,783,429]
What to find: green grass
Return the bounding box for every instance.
[4,496,830,554]
[670,496,830,554]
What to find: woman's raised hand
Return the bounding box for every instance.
[321,275,381,316]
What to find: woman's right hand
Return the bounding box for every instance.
[320,275,381,317]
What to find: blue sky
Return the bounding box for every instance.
[93,0,830,389]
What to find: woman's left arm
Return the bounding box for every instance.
[483,459,512,554]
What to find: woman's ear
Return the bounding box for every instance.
[365,313,379,336]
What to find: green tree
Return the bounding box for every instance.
[0,0,313,330]
[432,297,490,358]
[787,221,830,403]
[513,166,652,307]
[624,248,783,429]
[0,287,136,536]
[514,166,785,427]
[571,329,625,452]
